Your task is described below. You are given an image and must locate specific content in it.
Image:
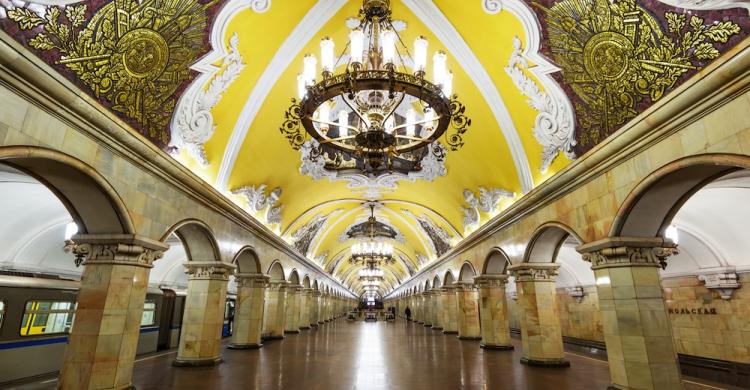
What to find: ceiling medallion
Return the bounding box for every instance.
[280,0,471,176]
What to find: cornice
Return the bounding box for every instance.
[0,31,357,299]
[385,36,750,298]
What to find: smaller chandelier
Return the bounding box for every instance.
[359,268,385,278]
[350,241,394,269]
[280,0,471,176]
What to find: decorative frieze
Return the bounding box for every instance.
[507,263,559,282]
[232,184,283,225]
[474,274,509,288]
[455,281,478,292]
[64,234,168,268]
[578,237,678,270]
[185,261,236,280]
[235,273,270,288]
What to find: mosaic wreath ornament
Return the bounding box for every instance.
[5,0,218,144]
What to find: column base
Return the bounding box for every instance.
[317,321,325,324]
[520,357,570,367]
[480,343,514,350]
[227,342,263,350]
[263,335,285,341]
[173,356,223,367]
[423,323,432,327]
[310,323,319,328]
[431,326,443,331]
[442,330,458,334]
[284,330,301,334]
[457,336,482,340]
[300,326,311,330]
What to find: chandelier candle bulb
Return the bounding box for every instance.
[433,51,447,86]
[406,108,416,136]
[297,74,306,99]
[385,115,395,133]
[338,111,349,135]
[303,54,317,86]
[318,103,330,130]
[381,29,397,65]
[414,36,428,75]
[320,37,335,75]
[442,71,453,97]
[349,28,364,65]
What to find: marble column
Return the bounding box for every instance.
[284,285,301,334]
[422,291,433,327]
[455,281,482,340]
[431,288,443,330]
[441,286,458,334]
[475,275,514,350]
[508,263,568,367]
[228,273,269,349]
[59,234,167,390]
[310,290,321,327]
[299,288,312,330]
[174,261,236,366]
[579,237,682,390]
[262,280,287,340]
[318,293,327,324]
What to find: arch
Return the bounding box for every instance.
[288,269,300,285]
[523,222,583,263]
[267,261,285,281]
[0,146,133,234]
[312,279,319,290]
[458,262,477,282]
[423,279,431,291]
[483,247,511,274]
[443,270,456,285]
[611,154,750,238]
[232,246,261,273]
[162,219,221,262]
[432,275,441,288]
[303,275,311,288]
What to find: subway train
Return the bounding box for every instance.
[0,272,237,386]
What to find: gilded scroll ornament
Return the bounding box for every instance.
[539,0,741,147]
[4,0,217,144]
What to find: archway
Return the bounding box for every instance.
[458,262,477,282]
[234,247,262,274]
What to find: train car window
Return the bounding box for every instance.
[141,301,156,326]
[20,301,76,336]
[0,301,5,330]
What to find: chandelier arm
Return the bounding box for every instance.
[342,93,370,126]
[309,117,360,133]
[318,135,358,144]
[387,19,412,74]
[381,92,405,126]
[388,115,443,132]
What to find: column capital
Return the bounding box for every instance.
[312,290,322,296]
[64,234,169,268]
[268,280,288,289]
[507,263,559,282]
[440,285,457,293]
[185,261,236,281]
[474,274,509,288]
[235,273,270,287]
[286,284,302,292]
[577,236,677,270]
[455,281,478,291]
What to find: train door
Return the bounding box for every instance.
[157,289,175,350]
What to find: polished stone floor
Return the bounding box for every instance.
[6,319,739,390]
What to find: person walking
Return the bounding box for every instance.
[404,306,412,321]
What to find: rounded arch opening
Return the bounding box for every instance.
[162,219,221,262]
[458,262,477,282]
[288,269,300,285]
[303,275,311,288]
[443,270,455,285]
[233,246,261,273]
[524,222,583,264]
[483,248,511,274]
[432,275,441,288]
[267,261,285,281]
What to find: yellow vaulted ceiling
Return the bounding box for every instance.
[173,0,574,296]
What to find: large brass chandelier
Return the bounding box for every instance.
[348,204,396,268]
[280,0,471,175]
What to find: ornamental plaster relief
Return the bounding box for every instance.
[232,184,283,225]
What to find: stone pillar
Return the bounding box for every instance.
[174,261,236,366]
[441,286,458,334]
[579,237,682,390]
[431,288,443,330]
[59,235,167,390]
[317,293,327,324]
[455,281,481,340]
[262,280,287,339]
[284,285,301,334]
[508,263,568,367]
[310,290,321,327]
[228,273,269,349]
[422,292,433,327]
[475,275,514,350]
[299,288,312,330]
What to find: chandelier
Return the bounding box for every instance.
[280,0,471,176]
[359,267,385,284]
[350,241,394,269]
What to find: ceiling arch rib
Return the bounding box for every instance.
[403,0,533,192]
[215,0,347,190]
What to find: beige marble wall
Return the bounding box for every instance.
[432,289,443,330]
[441,287,458,333]
[556,286,603,342]
[229,273,268,349]
[665,273,750,363]
[299,289,312,329]
[455,282,481,340]
[310,291,321,327]
[175,262,234,366]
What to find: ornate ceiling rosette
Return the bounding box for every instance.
[0,0,222,146]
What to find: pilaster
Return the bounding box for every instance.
[228,273,269,349]
[284,285,302,334]
[455,281,481,340]
[262,280,288,339]
[475,275,514,350]
[440,286,458,334]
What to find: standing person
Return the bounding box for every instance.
[404,306,412,321]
